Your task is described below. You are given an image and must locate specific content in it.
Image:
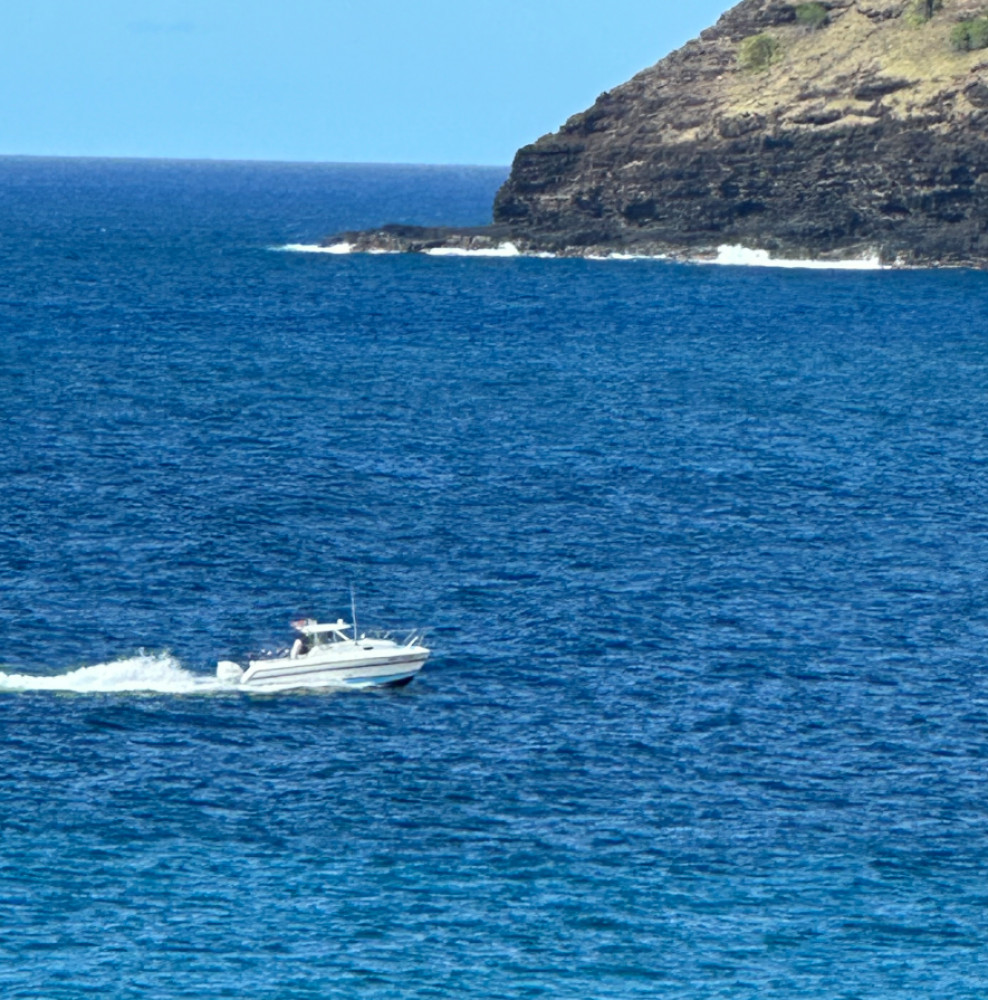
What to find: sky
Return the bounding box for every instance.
[1,0,733,165]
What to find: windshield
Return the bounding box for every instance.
[310,627,351,646]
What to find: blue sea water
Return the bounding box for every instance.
[3,156,988,998]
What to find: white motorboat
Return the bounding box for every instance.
[216,617,429,692]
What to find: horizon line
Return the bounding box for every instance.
[0,152,511,170]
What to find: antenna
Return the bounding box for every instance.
[350,584,359,640]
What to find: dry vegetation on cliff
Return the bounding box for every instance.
[711,0,988,136]
[571,0,988,151]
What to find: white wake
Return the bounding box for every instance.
[0,653,231,695]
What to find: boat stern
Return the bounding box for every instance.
[216,660,245,684]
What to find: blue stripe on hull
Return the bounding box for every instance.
[341,671,419,688]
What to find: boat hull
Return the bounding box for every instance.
[238,645,429,692]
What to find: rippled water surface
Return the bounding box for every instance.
[3,158,988,998]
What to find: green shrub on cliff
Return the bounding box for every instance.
[739,33,781,72]
[795,3,829,30]
[951,17,988,52]
[905,0,942,26]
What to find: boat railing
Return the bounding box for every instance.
[355,627,395,641]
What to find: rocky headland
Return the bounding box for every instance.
[327,0,988,267]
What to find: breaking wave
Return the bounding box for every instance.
[423,242,522,258]
[703,244,887,271]
[276,242,529,258]
[0,653,231,695]
[276,241,891,269]
[276,242,357,254]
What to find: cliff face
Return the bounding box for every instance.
[492,0,988,264]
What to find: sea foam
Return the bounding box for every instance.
[277,240,889,269]
[424,242,522,258]
[0,653,229,695]
[277,242,354,254]
[704,244,885,270]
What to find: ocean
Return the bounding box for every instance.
[2,156,988,998]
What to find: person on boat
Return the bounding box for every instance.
[290,636,309,659]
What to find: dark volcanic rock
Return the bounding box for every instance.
[331,224,516,254]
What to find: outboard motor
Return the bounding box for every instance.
[216,660,244,684]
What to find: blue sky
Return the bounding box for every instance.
[2,1,732,164]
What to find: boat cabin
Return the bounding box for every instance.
[292,618,354,645]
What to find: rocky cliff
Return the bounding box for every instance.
[332,0,988,265]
